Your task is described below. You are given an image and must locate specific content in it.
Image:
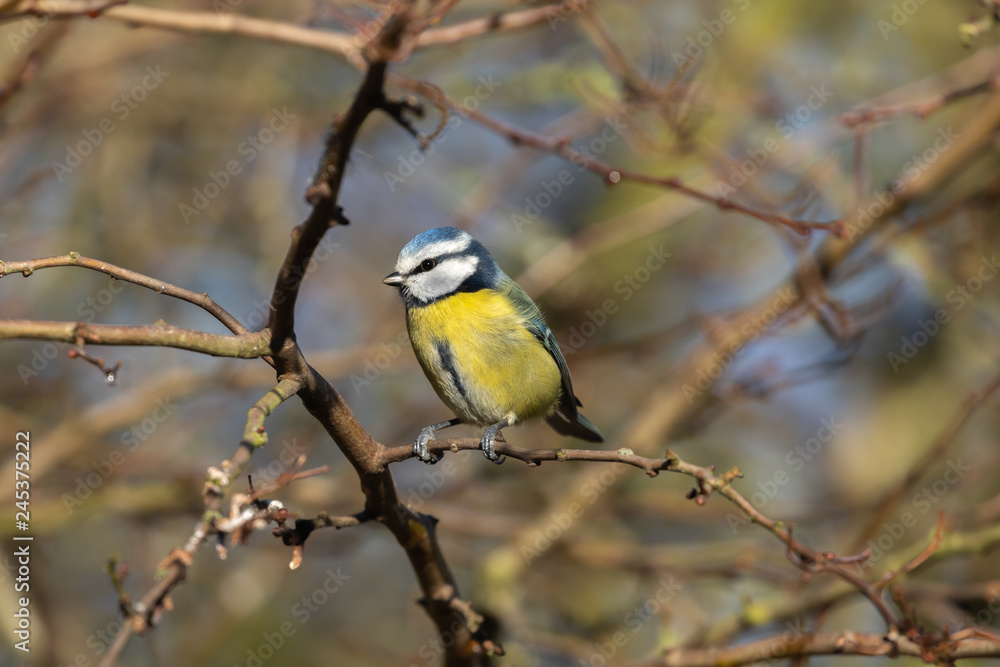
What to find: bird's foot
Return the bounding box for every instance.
[414,427,444,465]
[480,425,506,465]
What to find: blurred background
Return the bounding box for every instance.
[1,0,999,665]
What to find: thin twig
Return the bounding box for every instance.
[646,631,1000,667]
[842,74,1000,127]
[0,252,251,335]
[852,368,1000,551]
[392,72,842,237]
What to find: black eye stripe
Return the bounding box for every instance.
[410,252,463,275]
[406,248,487,280]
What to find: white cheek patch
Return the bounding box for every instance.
[396,236,472,275]
[407,255,479,302]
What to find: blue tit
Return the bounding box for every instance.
[383,227,603,465]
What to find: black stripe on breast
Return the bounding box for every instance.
[435,340,468,398]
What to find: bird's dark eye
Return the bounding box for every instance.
[419,259,436,272]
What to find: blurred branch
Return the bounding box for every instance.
[825,89,1000,264]
[959,1,1000,47]
[2,0,596,68]
[841,74,1000,126]
[695,521,1000,647]
[647,631,1000,667]
[395,71,842,237]
[623,88,1000,452]
[5,1,835,236]
[852,368,1000,551]
[415,0,597,47]
[0,19,65,112]
[875,513,946,591]
[247,464,331,502]
[577,7,652,98]
[3,0,363,65]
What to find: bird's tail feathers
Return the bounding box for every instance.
[546,411,604,443]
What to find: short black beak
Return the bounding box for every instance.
[383,272,404,287]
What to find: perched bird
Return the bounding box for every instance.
[383,227,603,464]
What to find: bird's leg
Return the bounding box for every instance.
[481,416,513,465]
[413,418,461,464]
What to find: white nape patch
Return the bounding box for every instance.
[406,255,479,303]
[395,236,472,275]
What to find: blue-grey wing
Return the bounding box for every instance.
[501,276,602,441]
[500,278,582,410]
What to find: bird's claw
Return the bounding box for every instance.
[480,427,506,465]
[414,427,444,465]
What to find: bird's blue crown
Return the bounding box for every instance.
[399,227,473,259]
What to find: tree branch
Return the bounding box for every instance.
[379,438,998,637]
[95,376,323,666]
[390,72,841,237]
[257,4,495,663]
[0,319,270,357]
[852,368,1000,551]
[2,0,595,67]
[0,252,251,334]
[645,631,1000,667]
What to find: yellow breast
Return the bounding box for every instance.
[407,290,562,426]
